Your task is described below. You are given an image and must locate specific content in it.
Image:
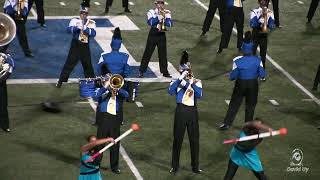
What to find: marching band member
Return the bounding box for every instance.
[223,119,272,180]
[56,1,96,88]
[93,78,129,174]
[1,0,33,57]
[28,0,46,27]
[0,53,14,133]
[266,0,280,27]
[168,51,203,174]
[79,135,115,180]
[97,27,130,125]
[201,0,226,36]
[312,64,320,91]
[105,0,131,14]
[217,0,244,54]
[250,0,275,69]
[307,0,319,23]
[219,31,266,130]
[139,0,172,78]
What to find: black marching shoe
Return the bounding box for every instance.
[56,81,62,88]
[124,8,132,13]
[217,48,223,54]
[163,73,172,78]
[112,169,121,174]
[139,72,144,78]
[105,7,109,14]
[40,23,47,28]
[25,52,34,58]
[200,31,206,36]
[219,123,230,131]
[169,167,178,174]
[192,168,203,174]
[312,86,318,91]
[2,128,10,133]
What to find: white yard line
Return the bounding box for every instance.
[59,2,66,6]
[297,1,304,5]
[302,98,313,102]
[30,7,37,17]
[135,101,144,108]
[129,1,135,6]
[164,2,168,5]
[87,97,144,180]
[225,100,230,105]
[193,0,320,106]
[269,99,280,106]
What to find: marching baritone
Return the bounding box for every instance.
[93,76,129,174]
[56,2,96,88]
[250,0,275,69]
[0,53,14,133]
[168,51,203,174]
[219,31,266,130]
[2,0,33,57]
[139,0,172,78]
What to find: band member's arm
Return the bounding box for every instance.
[83,22,97,37]
[66,19,81,34]
[164,11,172,27]
[147,9,159,26]
[191,80,203,98]
[258,60,266,79]
[4,1,29,16]
[249,10,260,28]
[118,89,129,99]
[21,1,29,16]
[168,71,189,95]
[267,12,275,30]
[93,87,110,101]
[244,120,273,133]
[229,61,240,81]
[80,138,115,153]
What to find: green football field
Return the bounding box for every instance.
[0,0,319,180]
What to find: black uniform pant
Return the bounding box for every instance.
[313,64,320,89]
[171,104,199,169]
[307,0,319,21]
[202,0,225,33]
[58,40,94,82]
[28,0,45,25]
[96,112,120,170]
[0,17,31,55]
[267,0,280,26]
[106,0,128,8]
[219,7,244,50]
[223,159,267,180]
[252,32,268,69]
[0,81,9,130]
[140,28,169,75]
[224,79,259,126]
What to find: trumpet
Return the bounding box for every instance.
[158,8,170,32]
[261,7,268,33]
[15,0,26,20]
[79,19,95,43]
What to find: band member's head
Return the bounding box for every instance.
[154,0,165,9]
[243,31,252,43]
[258,0,267,7]
[241,31,253,55]
[87,135,97,153]
[111,27,122,51]
[80,0,90,19]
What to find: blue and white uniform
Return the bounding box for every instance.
[67,18,97,44]
[168,75,203,170]
[3,0,29,17]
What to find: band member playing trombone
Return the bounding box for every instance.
[97,27,130,125]
[250,0,275,69]
[168,51,203,174]
[0,53,14,133]
[139,0,172,78]
[2,0,33,57]
[56,1,96,88]
[93,75,129,174]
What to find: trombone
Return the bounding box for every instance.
[261,7,269,33]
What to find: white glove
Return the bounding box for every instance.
[189,77,194,85]
[259,18,265,24]
[103,80,110,88]
[2,63,9,71]
[179,71,188,80]
[158,14,164,21]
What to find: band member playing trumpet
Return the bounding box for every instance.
[139,0,172,78]
[2,0,33,57]
[56,1,96,88]
[79,135,115,180]
[219,31,266,130]
[250,0,275,69]
[0,53,14,133]
[93,75,129,174]
[97,27,130,125]
[168,51,203,174]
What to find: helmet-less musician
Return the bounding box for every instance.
[1,0,33,57]
[250,0,275,69]
[56,1,96,88]
[168,51,203,174]
[139,0,172,78]
[0,53,14,133]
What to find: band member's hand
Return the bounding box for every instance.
[158,14,164,21]
[107,137,116,144]
[268,128,273,136]
[189,77,194,85]
[259,18,265,25]
[1,63,9,72]
[103,80,110,88]
[179,71,188,80]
